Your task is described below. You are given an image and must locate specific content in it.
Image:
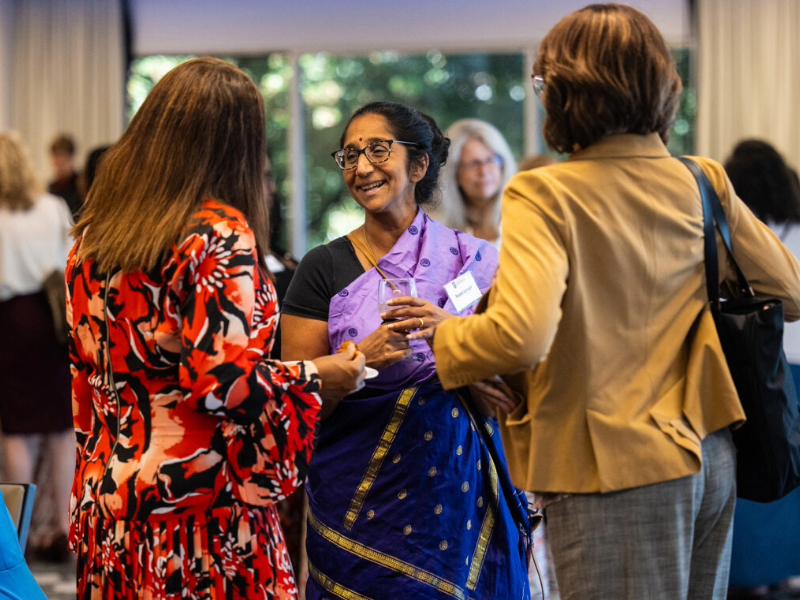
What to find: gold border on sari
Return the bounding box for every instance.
[342,387,418,530]
[308,560,375,600]
[456,393,501,591]
[309,508,469,600]
[466,451,499,590]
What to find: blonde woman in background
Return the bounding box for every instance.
[435,118,516,246]
[0,132,74,563]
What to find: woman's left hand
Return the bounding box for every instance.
[382,296,450,342]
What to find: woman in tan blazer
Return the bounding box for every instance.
[397,5,800,599]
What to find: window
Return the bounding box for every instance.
[127,48,695,254]
[667,48,696,157]
[300,51,525,249]
[127,54,293,251]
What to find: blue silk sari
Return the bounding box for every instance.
[305,210,532,599]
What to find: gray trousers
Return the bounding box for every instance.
[546,428,736,600]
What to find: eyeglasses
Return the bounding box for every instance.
[460,155,504,172]
[532,74,545,97]
[331,140,419,170]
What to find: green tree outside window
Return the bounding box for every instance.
[127,49,694,254]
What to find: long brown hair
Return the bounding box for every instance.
[534,4,682,154]
[74,57,268,272]
[0,132,41,211]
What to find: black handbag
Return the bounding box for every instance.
[680,157,800,503]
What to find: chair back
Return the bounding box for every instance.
[0,483,36,552]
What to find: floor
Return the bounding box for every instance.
[25,556,800,600]
[29,556,76,600]
[7,443,800,600]
[729,587,800,600]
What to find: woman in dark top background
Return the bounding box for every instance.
[724,139,800,599]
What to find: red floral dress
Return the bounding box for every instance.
[66,200,322,599]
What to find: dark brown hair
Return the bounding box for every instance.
[534,4,682,154]
[74,57,268,272]
[50,134,76,156]
[341,102,450,206]
[724,139,800,224]
[83,145,110,193]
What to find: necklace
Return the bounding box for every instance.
[362,224,380,266]
[362,224,397,290]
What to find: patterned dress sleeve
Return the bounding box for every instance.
[176,207,323,504]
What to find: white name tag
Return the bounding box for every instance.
[444,271,482,313]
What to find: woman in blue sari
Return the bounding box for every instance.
[282,102,531,599]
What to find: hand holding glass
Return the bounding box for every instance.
[378,278,417,321]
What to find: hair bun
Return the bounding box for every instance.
[342,102,448,205]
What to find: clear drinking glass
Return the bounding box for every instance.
[377,278,417,319]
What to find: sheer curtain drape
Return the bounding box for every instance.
[11,0,125,179]
[696,0,800,164]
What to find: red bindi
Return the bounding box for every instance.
[359,137,362,141]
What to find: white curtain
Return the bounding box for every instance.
[11,0,125,180]
[696,0,800,167]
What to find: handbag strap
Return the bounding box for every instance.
[677,157,753,306]
[457,391,540,540]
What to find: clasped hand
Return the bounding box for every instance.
[380,296,521,417]
[357,321,412,369]
[381,296,451,344]
[468,377,521,416]
[355,296,452,368]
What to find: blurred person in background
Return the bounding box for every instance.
[23,145,112,562]
[80,144,110,195]
[47,134,82,218]
[264,152,299,359]
[724,139,800,599]
[262,151,307,578]
[0,131,74,563]
[434,118,516,246]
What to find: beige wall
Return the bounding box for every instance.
[132,0,691,55]
[0,0,14,130]
[0,0,691,138]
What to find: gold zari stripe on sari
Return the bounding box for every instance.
[455,392,500,591]
[466,454,499,590]
[308,560,374,600]
[309,508,469,600]
[342,387,418,530]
